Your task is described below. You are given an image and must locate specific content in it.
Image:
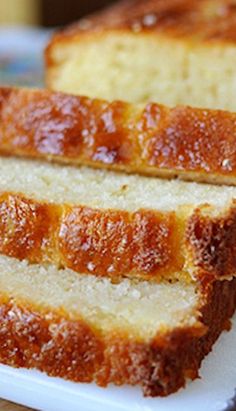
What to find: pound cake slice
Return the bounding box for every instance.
[46,0,236,111]
[0,254,235,397]
[2,156,236,282]
[2,87,236,185]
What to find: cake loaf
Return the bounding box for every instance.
[1,156,236,282]
[0,254,235,397]
[1,87,236,186]
[45,0,236,111]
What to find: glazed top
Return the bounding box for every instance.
[55,0,236,43]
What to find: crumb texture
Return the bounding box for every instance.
[0,153,236,281]
[0,258,235,396]
[0,254,197,339]
[46,0,236,110]
[0,156,236,211]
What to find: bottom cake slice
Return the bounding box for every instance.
[0,254,235,397]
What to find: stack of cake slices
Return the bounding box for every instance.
[1,0,236,398]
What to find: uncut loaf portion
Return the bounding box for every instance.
[1,157,236,282]
[2,87,236,186]
[0,254,236,397]
[46,0,236,111]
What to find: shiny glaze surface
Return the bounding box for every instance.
[60,205,182,278]
[0,192,184,281]
[1,88,236,185]
[0,278,235,396]
[0,193,59,264]
[53,0,236,43]
[187,203,236,278]
[0,191,236,281]
[0,88,135,166]
[139,104,236,178]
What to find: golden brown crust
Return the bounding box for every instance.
[186,203,236,279]
[59,204,184,279]
[0,192,185,281]
[0,278,235,396]
[1,87,236,185]
[0,193,60,264]
[1,192,236,282]
[47,0,236,45]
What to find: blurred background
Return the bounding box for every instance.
[0,0,115,27]
[0,0,115,87]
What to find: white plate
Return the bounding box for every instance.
[0,314,235,411]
